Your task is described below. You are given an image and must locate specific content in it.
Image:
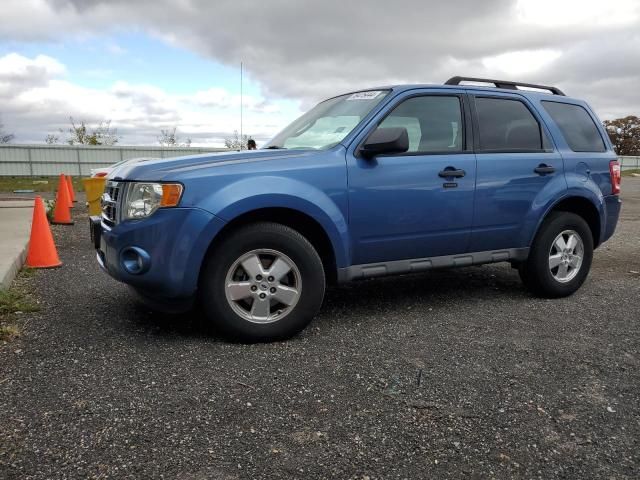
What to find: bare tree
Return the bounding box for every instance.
[45,133,60,144]
[66,117,119,146]
[224,130,250,150]
[604,116,640,156]
[0,120,14,144]
[158,127,191,147]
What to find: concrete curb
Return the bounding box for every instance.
[0,241,28,290]
[0,200,33,290]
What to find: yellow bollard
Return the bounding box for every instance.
[82,177,107,216]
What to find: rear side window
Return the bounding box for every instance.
[475,97,544,152]
[542,101,605,152]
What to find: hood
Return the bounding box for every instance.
[111,149,317,181]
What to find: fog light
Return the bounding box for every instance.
[120,246,151,275]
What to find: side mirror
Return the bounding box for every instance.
[360,127,409,158]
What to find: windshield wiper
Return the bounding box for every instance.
[264,146,287,149]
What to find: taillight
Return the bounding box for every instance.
[609,160,621,195]
[94,172,108,178]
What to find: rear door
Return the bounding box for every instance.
[469,93,565,251]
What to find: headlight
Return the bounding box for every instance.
[123,182,183,220]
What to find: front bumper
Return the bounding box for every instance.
[91,207,226,299]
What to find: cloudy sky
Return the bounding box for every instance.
[0,0,639,146]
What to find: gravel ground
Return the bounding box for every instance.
[1,180,639,479]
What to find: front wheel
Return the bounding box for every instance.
[200,222,326,342]
[519,212,593,298]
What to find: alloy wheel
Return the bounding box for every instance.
[548,229,584,283]
[224,249,302,323]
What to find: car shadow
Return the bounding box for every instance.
[329,264,526,306]
[122,263,530,341]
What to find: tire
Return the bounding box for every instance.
[519,211,593,298]
[199,222,326,342]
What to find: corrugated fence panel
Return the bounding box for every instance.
[78,148,122,176]
[6,145,637,176]
[0,147,30,175]
[0,145,227,176]
[620,156,640,170]
[121,149,163,161]
[30,147,79,176]
[119,147,217,161]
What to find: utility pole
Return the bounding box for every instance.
[240,62,243,150]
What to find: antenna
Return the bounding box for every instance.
[240,61,243,150]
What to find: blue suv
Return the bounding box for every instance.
[91,76,622,341]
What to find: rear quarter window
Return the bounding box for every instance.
[542,101,606,152]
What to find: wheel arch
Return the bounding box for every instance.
[534,194,602,247]
[200,207,340,285]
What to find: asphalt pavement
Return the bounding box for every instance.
[1,180,639,479]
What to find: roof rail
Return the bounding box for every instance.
[445,76,565,96]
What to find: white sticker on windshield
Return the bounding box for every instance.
[347,91,383,101]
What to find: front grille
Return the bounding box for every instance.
[102,180,122,226]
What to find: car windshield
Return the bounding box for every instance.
[263,90,390,150]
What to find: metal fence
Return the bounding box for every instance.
[620,156,640,171]
[1,144,639,176]
[0,144,228,176]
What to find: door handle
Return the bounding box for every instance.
[534,164,555,175]
[438,168,466,178]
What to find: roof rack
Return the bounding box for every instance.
[445,76,565,96]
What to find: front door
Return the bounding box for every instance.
[347,92,476,265]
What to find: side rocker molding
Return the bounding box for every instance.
[337,248,529,283]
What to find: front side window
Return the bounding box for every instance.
[542,101,605,152]
[475,97,544,152]
[377,96,463,153]
[264,90,389,150]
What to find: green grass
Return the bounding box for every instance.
[0,289,39,316]
[621,169,640,177]
[0,323,20,341]
[19,267,38,279]
[0,288,39,341]
[0,176,85,193]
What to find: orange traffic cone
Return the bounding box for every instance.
[26,196,62,268]
[52,175,74,225]
[66,175,77,204]
[57,174,72,209]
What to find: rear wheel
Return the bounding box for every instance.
[519,212,593,298]
[200,222,325,342]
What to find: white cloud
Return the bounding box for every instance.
[0,53,298,146]
[0,0,639,141]
[192,88,281,113]
[0,53,65,76]
[482,50,562,76]
[19,0,633,119]
[0,53,66,95]
[516,0,640,27]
